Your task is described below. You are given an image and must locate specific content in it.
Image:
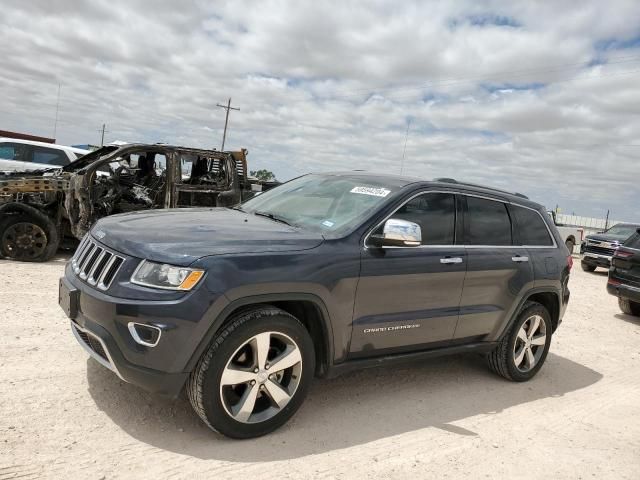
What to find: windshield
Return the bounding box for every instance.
[605,224,639,237]
[241,174,402,235]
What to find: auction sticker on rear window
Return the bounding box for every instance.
[350,186,391,197]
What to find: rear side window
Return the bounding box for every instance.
[31,147,69,166]
[625,232,640,249]
[465,196,511,245]
[389,192,456,245]
[510,205,554,246]
[0,143,30,161]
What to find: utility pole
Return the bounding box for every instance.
[53,83,61,141]
[216,98,240,151]
[605,209,610,230]
[400,119,411,175]
[99,123,109,146]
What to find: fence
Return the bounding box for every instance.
[556,214,625,235]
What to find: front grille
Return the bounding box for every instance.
[73,324,109,362]
[585,245,615,256]
[71,236,125,290]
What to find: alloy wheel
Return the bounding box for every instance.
[219,331,303,424]
[513,315,547,372]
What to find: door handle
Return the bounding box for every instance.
[512,256,529,263]
[440,257,463,264]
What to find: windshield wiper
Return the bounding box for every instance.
[254,211,293,226]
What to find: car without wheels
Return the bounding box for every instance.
[58,173,572,438]
[607,228,640,316]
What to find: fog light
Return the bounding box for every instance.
[127,322,162,347]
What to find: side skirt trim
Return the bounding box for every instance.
[325,341,498,378]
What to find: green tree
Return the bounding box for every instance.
[250,169,276,182]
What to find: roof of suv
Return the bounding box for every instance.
[320,171,543,210]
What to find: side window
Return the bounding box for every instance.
[0,143,30,162]
[510,205,553,246]
[625,231,640,249]
[31,147,69,166]
[387,192,456,245]
[465,196,512,245]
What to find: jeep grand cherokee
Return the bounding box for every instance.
[59,173,572,438]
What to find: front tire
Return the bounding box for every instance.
[0,213,59,262]
[487,302,552,382]
[619,298,640,316]
[581,261,596,272]
[187,306,315,439]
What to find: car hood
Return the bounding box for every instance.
[92,208,324,266]
[584,233,628,244]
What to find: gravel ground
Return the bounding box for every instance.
[1,255,639,479]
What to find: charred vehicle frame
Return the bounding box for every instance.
[0,144,265,262]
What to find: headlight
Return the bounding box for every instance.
[131,260,205,291]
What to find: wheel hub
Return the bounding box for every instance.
[16,234,34,249]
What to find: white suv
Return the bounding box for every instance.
[0,138,89,172]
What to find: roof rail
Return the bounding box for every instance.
[433,177,529,199]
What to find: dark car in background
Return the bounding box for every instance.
[59,172,572,438]
[580,223,640,272]
[607,228,640,316]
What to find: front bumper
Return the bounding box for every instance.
[60,264,228,398]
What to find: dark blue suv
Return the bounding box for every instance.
[59,173,572,438]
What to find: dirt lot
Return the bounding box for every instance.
[1,256,639,479]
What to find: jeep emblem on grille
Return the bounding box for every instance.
[95,230,106,239]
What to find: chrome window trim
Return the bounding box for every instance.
[363,189,558,250]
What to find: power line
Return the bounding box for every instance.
[216,98,240,151]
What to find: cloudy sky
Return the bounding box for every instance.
[2,0,640,220]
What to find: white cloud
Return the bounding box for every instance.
[1,0,640,220]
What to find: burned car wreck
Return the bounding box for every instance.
[0,144,269,262]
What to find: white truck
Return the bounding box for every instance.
[547,211,583,254]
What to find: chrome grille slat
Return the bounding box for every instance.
[80,247,101,279]
[71,236,125,291]
[87,250,108,285]
[78,243,95,274]
[97,255,118,289]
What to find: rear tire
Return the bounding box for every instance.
[487,302,552,382]
[618,298,640,316]
[0,213,59,262]
[187,306,315,439]
[581,261,596,272]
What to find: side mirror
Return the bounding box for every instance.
[370,218,422,247]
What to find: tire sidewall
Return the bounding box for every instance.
[505,304,552,381]
[199,313,315,439]
[581,261,596,272]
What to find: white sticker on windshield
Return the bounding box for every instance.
[322,220,335,227]
[350,186,391,197]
